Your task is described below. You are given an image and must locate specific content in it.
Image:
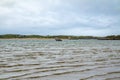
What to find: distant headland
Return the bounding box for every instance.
[0,34,120,40]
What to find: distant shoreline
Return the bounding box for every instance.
[0,38,54,40]
[0,34,120,40]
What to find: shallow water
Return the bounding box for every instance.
[0,39,120,80]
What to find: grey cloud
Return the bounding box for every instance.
[0,0,120,36]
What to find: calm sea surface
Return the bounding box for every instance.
[0,39,120,80]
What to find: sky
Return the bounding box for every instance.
[0,0,120,36]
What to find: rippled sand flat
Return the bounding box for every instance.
[0,39,120,80]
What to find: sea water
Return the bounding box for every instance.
[0,39,120,80]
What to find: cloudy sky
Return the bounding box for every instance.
[0,0,120,36]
